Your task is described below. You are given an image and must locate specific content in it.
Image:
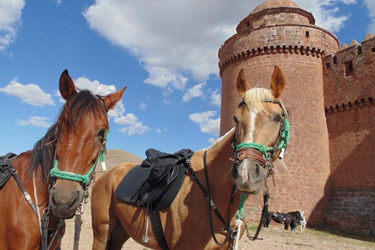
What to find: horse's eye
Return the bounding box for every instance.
[273,114,282,122]
[97,129,106,141]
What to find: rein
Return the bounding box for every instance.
[187,151,236,247]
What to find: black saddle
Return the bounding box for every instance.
[0,153,17,189]
[115,148,194,210]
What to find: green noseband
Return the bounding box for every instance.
[236,119,290,159]
[50,130,109,185]
[49,147,105,185]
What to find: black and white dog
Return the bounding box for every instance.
[263,211,307,233]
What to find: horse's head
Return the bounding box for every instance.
[49,70,125,218]
[231,66,289,194]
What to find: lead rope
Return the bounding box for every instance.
[233,194,246,250]
[251,172,270,241]
[73,189,89,250]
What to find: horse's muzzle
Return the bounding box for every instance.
[231,149,266,194]
[49,179,84,219]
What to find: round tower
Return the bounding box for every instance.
[219,0,339,225]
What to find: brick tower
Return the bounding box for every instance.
[218,0,339,225]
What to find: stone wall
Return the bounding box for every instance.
[322,35,375,234]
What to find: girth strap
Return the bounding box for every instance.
[150,202,170,250]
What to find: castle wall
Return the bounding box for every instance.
[323,36,375,234]
[323,36,375,107]
[219,22,338,226]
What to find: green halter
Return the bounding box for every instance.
[50,130,109,185]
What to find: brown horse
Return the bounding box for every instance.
[0,70,125,250]
[91,66,289,250]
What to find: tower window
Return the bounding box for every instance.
[372,47,375,53]
[306,31,310,38]
[344,60,353,77]
[357,46,362,55]
[369,97,374,105]
[333,56,337,64]
[325,62,330,70]
[247,21,251,28]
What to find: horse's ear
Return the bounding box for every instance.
[59,69,77,100]
[103,87,126,112]
[270,66,286,98]
[236,69,250,96]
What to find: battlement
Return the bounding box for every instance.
[219,44,325,76]
[324,96,374,114]
[323,33,375,109]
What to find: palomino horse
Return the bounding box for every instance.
[91,66,290,250]
[0,70,125,249]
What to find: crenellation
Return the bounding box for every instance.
[219,44,326,75]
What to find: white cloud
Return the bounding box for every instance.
[18,116,51,128]
[183,82,206,102]
[208,137,216,143]
[210,89,221,106]
[295,0,357,33]
[156,128,162,134]
[83,0,362,94]
[140,102,147,110]
[83,0,257,91]
[0,78,55,106]
[0,0,25,51]
[189,110,220,136]
[56,76,125,118]
[74,76,117,95]
[115,113,150,135]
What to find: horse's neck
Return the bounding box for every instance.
[14,151,50,210]
[201,128,243,219]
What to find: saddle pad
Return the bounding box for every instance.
[115,165,187,210]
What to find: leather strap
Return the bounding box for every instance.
[235,148,267,165]
[150,202,170,250]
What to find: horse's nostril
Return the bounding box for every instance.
[52,193,57,205]
[68,191,80,207]
[253,163,259,175]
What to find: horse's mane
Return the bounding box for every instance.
[27,90,104,182]
[244,87,275,111]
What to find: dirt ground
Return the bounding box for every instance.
[61,195,374,250]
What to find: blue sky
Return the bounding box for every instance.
[1,0,374,158]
